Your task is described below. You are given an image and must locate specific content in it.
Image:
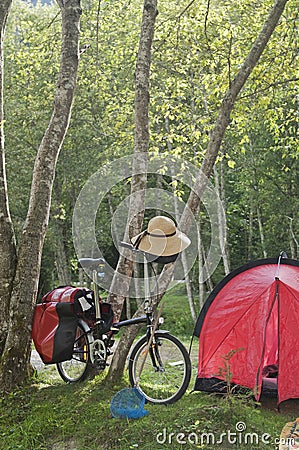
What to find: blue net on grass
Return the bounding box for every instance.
[110,387,149,419]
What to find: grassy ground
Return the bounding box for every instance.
[0,352,297,450]
[0,292,297,449]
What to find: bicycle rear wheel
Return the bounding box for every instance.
[56,323,92,382]
[128,331,191,404]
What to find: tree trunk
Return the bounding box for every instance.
[181,239,197,321]
[288,217,298,259]
[249,139,268,258]
[248,202,254,260]
[201,240,214,293]
[213,164,230,275]
[106,0,158,382]
[133,264,143,307]
[0,0,81,391]
[219,155,230,272]
[0,0,16,356]
[257,206,267,258]
[197,210,205,309]
[54,225,72,285]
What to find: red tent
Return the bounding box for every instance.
[193,257,299,404]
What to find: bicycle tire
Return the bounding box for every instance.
[56,322,92,382]
[128,331,191,404]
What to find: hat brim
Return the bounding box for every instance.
[131,230,190,257]
[144,252,179,264]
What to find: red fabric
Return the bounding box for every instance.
[42,286,81,303]
[197,263,299,403]
[278,281,299,403]
[32,303,59,363]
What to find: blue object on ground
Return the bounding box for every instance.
[110,387,149,419]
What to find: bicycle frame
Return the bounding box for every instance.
[81,243,161,332]
[78,247,164,365]
[57,244,191,403]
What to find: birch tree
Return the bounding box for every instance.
[0,0,15,357]
[0,0,82,391]
[106,0,158,381]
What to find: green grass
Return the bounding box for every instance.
[157,287,199,337]
[1,293,296,449]
[0,365,296,450]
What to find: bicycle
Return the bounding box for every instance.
[56,242,192,405]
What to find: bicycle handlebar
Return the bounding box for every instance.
[119,241,138,252]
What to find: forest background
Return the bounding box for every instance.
[5,0,298,316]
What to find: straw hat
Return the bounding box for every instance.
[131,216,191,258]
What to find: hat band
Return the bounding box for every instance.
[133,229,176,251]
[148,231,176,238]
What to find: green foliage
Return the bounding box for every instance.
[162,289,198,337]
[4,0,299,298]
[5,0,61,234]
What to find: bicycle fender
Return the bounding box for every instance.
[78,319,94,346]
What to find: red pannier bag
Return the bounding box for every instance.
[32,286,92,364]
[42,286,95,315]
[32,301,78,364]
[32,286,114,363]
[43,286,114,330]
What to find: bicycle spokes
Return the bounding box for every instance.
[128,332,191,404]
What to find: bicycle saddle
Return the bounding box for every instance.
[78,258,105,271]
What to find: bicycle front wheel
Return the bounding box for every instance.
[128,331,191,404]
[56,323,92,382]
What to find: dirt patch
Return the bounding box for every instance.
[50,439,78,449]
[261,396,299,414]
[31,348,45,372]
[278,399,299,415]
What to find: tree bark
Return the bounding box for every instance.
[197,210,205,309]
[0,0,82,391]
[106,0,158,382]
[248,202,254,260]
[0,0,16,356]
[288,216,299,259]
[249,139,268,258]
[257,205,267,258]
[213,164,230,275]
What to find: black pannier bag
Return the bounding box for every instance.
[98,302,114,332]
